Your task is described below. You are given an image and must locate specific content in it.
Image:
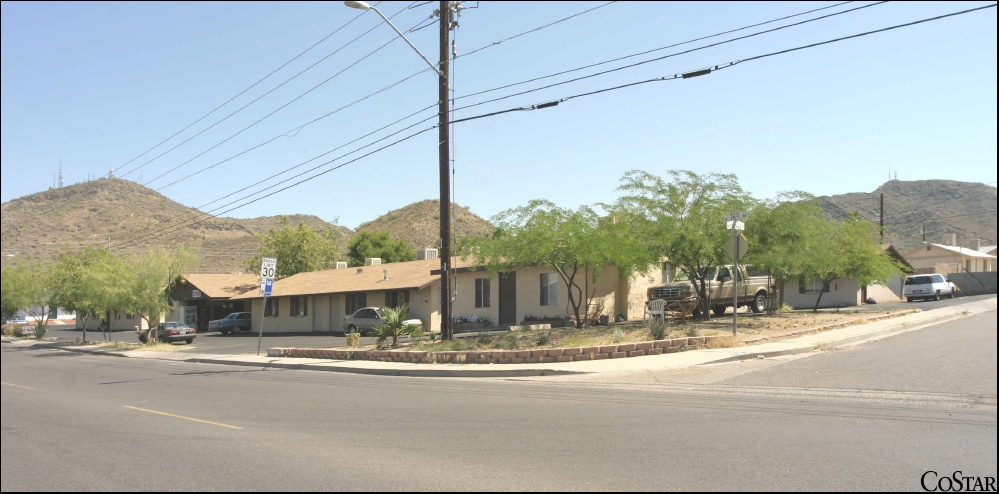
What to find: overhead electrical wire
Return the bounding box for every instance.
[138,5,423,187]
[116,1,388,178]
[453,1,863,102]
[450,0,889,114]
[142,0,879,203]
[108,3,996,252]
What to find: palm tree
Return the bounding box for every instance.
[375,304,422,348]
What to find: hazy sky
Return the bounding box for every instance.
[2,1,996,230]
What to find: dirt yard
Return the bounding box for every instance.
[381,307,921,353]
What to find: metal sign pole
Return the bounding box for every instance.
[733,227,739,337]
[257,294,266,355]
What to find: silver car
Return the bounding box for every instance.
[343,307,422,336]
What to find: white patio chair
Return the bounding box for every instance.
[645,299,667,326]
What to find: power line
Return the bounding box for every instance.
[455,1,862,101]
[112,3,994,252]
[449,1,889,114]
[111,107,439,248]
[137,5,421,186]
[458,1,617,59]
[140,0,616,191]
[116,2,384,178]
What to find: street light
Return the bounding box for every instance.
[345,0,455,340]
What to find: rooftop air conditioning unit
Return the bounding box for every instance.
[334,262,348,269]
[417,248,439,260]
[365,258,382,266]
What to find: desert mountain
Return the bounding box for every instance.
[0,179,495,273]
[816,179,996,255]
[2,178,993,274]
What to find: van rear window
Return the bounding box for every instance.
[905,276,932,285]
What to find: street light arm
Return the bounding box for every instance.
[349,2,443,78]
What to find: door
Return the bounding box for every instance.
[498,272,517,327]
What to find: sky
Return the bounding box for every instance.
[1,1,996,231]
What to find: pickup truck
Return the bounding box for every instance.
[647,265,772,316]
[208,312,253,334]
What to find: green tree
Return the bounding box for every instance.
[374,304,422,348]
[121,246,198,342]
[247,216,342,278]
[0,257,57,338]
[2,265,33,321]
[49,246,125,343]
[469,199,623,329]
[608,169,753,319]
[744,192,828,308]
[800,213,907,311]
[346,231,416,267]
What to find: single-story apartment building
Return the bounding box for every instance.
[228,254,661,334]
[904,242,996,275]
[784,244,914,309]
[166,273,259,332]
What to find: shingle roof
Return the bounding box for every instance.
[181,273,260,299]
[230,258,457,300]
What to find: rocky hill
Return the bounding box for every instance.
[2,178,992,274]
[816,179,996,255]
[0,179,495,273]
[354,199,496,251]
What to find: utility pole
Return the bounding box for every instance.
[879,193,884,243]
[438,0,453,341]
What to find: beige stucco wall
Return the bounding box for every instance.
[784,278,861,309]
[906,245,995,273]
[447,265,657,326]
[865,277,904,304]
[451,271,501,326]
[75,311,151,331]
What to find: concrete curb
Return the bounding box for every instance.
[5,298,994,378]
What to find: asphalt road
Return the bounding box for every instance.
[3,304,994,491]
[40,294,996,356]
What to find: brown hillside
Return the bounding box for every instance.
[0,179,341,273]
[817,179,997,255]
[353,199,495,252]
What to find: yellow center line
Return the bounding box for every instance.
[1,381,33,389]
[124,406,243,429]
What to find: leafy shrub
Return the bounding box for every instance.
[612,329,625,343]
[648,318,668,340]
[535,330,552,346]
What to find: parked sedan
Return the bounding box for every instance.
[342,307,423,336]
[138,321,197,344]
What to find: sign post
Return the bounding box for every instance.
[257,257,276,355]
[725,212,747,336]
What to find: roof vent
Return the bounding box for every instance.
[383,269,389,281]
[365,258,382,266]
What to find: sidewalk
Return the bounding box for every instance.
[5,298,995,378]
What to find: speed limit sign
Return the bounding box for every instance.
[260,257,277,280]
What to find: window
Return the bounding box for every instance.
[345,293,367,315]
[291,296,308,317]
[475,278,491,308]
[384,290,409,309]
[265,298,279,317]
[798,277,830,294]
[540,273,559,306]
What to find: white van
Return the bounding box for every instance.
[903,274,956,302]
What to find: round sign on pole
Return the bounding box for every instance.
[727,232,748,261]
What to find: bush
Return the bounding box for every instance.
[535,330,552,346]
[648,318,668,340]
